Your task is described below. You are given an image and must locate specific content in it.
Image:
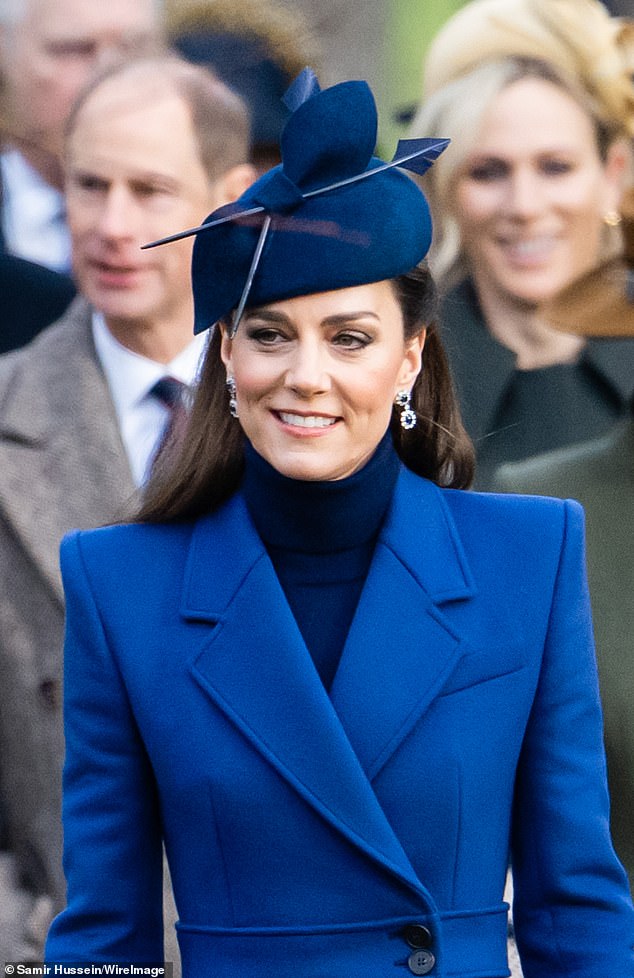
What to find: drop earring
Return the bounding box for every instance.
[394,389,417,430]
[226,376,238,418]
[603,210,621,228]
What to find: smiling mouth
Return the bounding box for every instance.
[500,236,556,259]
[277,412,338,429]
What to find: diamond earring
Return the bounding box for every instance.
[394,389,417,430]
[226,376,238,418]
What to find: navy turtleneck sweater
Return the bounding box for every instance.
[242,432,401,689]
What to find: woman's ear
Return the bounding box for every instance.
[602,138,632,213]
[398,329,426,390]
[218,322,233,373]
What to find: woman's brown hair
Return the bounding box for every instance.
[137,264,475,523]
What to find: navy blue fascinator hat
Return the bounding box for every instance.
[144,69,448,336]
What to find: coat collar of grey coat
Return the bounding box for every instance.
[0,297,136,603]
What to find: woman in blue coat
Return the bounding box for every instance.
[46,71,634,977]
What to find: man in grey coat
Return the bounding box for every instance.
[0,55,254,961]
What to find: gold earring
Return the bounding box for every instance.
[603,210,622,228]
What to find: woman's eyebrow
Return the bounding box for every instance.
[321,312,381,326]
[243,309,290,324]
[244,309,380,325]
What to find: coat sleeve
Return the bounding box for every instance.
[511,499,634,977]
[45,530,164,963]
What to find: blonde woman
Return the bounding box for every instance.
[411,0,634,486]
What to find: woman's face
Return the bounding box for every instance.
[220,280,425,481]
[453,76,625,309]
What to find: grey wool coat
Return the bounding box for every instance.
[0,298,138,955]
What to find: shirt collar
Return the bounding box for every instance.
[91,310,208,416]
[1,148,64,222]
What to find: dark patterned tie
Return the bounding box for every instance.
[149,376,190,472]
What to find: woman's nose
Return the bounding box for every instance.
[506,169,544,218]
[284,341,331,395]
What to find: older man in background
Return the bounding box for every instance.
[0,54,254,963]
[0,0,162,272]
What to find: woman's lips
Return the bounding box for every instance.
[498,234,558,267]
[273,410,340,435]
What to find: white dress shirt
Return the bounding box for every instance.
[92,312,208,486]
[1,149,72,273]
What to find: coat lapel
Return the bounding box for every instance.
[186,493,430,900]
[186,473,476,899]
[330,469,476,779]
[0,299,136,602]
[442,283,634,443]
[441,281,516,443]
[583,337,634,406]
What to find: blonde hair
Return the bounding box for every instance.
[422,0,634,140]
[411,55,627,286]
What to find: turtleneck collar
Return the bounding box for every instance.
[242,430,401,554]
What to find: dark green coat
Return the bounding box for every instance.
[440,281,634,488]
[494,420,634,890]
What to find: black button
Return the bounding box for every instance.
[404,924,433,949]
[408,949,436,975]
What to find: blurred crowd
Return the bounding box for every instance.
[0,0,632,973]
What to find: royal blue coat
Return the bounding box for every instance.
[45,468,634,977]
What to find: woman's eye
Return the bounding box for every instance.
[465,159,509,182]
[540,158,574,176]
[246,327,287,345]
[333,331,372,350]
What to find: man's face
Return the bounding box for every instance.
[1,0,159,161]
[66,75,222,333]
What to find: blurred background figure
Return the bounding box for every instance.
[410,0,634,486]
[166,0,318,172]
[494,187,634,894]
[0,252,75,354]
[605,1,634,13]
[0,0,162,274]
[0,54,253,963]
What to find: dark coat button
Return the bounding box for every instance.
[404,924,433,949]
[408,949,436,975]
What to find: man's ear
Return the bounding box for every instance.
[217,163,258,206]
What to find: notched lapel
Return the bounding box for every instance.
[185,496,427,900]
[330,545,468,781]
[331,471,476,780]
